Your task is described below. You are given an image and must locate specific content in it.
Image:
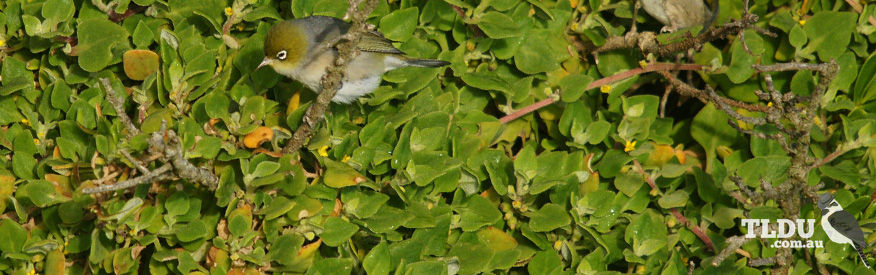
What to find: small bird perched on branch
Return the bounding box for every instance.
[640,0,719,33]
[259,16,450,104]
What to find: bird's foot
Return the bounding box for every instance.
[660,26,677,33]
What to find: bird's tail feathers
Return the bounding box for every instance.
[699,0,720,35]
[405,58,451,68]
[855,244,871,269]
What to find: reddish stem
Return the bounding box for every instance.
[635,160,715,252]
[498,63,704,124]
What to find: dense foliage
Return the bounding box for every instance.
[1,0,875,274]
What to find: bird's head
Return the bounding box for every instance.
[259,20,308,74]
[818,193,843,215]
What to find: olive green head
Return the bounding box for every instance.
[258,20,309,73]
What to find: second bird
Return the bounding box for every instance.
[641,0,718,33]
[259,16,450,104]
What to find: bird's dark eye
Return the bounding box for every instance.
[831,202,838,207]
[276,50,287,60]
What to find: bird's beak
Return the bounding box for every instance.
[257,58,271,70]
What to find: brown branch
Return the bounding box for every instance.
[282,0,379,154]
[705,86,767,126]
[671,209,715,252]
[498,63,705,124]
[657,71,770,112]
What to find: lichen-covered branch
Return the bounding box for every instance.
[100,78,139,138]
[84,121,218,194]
[591,13,773,57]
[282,0,379,154]
[83,164,173,194]
[712,236,750,266]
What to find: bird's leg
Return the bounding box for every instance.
[631,0,640,33]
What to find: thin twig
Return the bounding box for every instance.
[100,78,139,138]
[658,71,770,112]
[499,63,705,123]
[83,164,173,194]
[120,148,150,174]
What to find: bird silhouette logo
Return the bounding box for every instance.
[818,193,871,269]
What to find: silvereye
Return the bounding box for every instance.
[258,16,450,104]
[641,0,718,33]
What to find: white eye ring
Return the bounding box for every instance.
[276,50,287,60]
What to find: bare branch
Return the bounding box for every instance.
[83,164,173,194]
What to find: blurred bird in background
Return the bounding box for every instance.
[640,0,719,33]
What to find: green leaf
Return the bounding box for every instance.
[165,192,190,217]
[0,219,26,253]
[726,30,763,83]
[379,7,419,41]
[514,31,560,74]
[513,143,537,181]
[320,217,359,247]
[657,190,689,209]
[324,160,366,188]
[20,180,65,207]
[477,226,518,251]
[174,219,208,242]
[454,195,502,232]
[0,57,34,96]
[42,0,75,24]
[625,210,667,256]
[529,203,571,232]
[691,103,738,172]
[802,11,857,61]
[528,250,563,274]
[477,12,520,39]
[76,18,130,72]
[363,241,390,275]
[258,196,297,220]
[737,156,791,186]
[271,233,304,266]
[132,21,155,49]
[341,189,390,219]
[559,74,593,103]
[251,161,280,178]
[12,153,37,179]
